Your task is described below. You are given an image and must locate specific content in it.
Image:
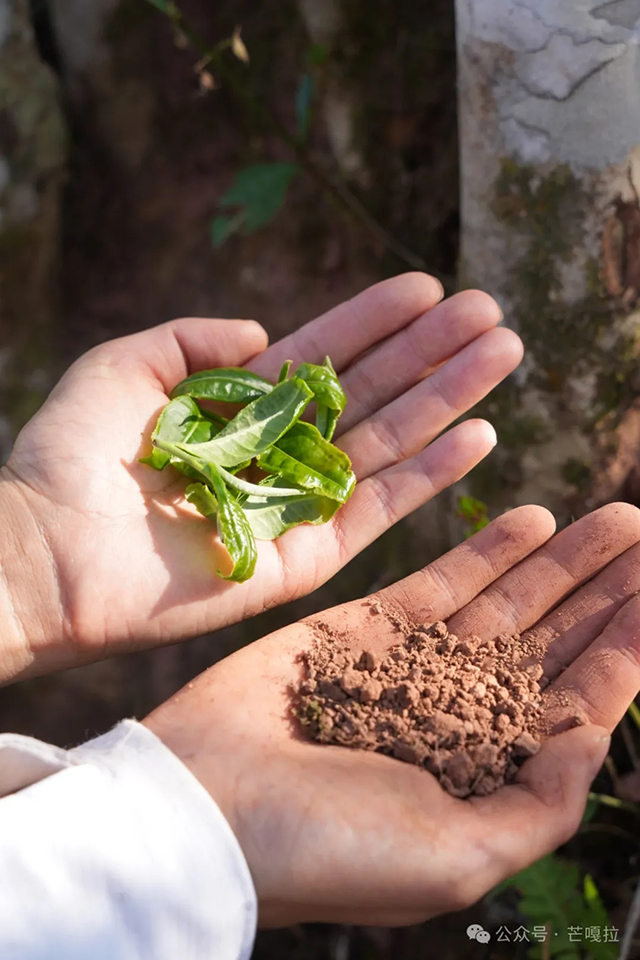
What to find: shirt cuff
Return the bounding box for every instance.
[0,719,257,960]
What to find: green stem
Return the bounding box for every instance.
[628,700,640,735]
[588,792,640,816]
[154,438,306,498]
[216,465,305,499]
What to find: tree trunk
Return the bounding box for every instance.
[456,0,640,521]
[0,0,66,458]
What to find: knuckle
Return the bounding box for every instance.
[368,415,407,465]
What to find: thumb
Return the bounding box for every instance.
[517,724,611,830]
[102,317,269,394]
[463,725,610,899]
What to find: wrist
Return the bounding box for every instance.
[0,468,68,683]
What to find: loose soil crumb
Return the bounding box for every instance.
[295,617,547,798]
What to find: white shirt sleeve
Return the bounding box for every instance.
[0,719,257,960]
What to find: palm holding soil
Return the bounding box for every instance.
[0,275,519,680]
[146,502,640,928]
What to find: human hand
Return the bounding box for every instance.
[0,274,519,681]
[145,502,640,928]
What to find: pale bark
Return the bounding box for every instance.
[456,0,640,520]
[0,0,66,459]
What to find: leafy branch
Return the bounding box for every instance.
[141,358,353,582]
[144,0,435,275]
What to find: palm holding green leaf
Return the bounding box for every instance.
[0,275,521,681]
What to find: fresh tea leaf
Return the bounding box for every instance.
[140,396,218,470]
[293,356,346,416]
[258,421,355,502]
[243,477,340,540]
[316,404,340,442]
[277,360,292,383]
[184,377,313,468]
[185,482,218,520]
[293,356,345,439]
[171,367,273,404]
[206,469,257,582]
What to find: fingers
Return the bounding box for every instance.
[249,273,445,379]
[381,505,556,625]
[532,540,640,680]
[447,503,640,642]
[337,290,505,433]
[457,726,610,902]
[102,317,269,394]
[274,419,498,590]
[546,591,640,732]
[339,327,522,478]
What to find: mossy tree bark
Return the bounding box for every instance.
[0,0,66,459]
[456,0,640,521]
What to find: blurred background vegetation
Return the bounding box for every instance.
[2,1,640,957]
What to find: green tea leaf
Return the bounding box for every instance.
[293,356,345,439]
[217,162,299,233]
[277,360,292,383]
[197,470,257,582]
[243,477,340,539]
[258,421,355,502]
[184,377,313,468]
[185,482,218,520]
[316,404,340,442]
[140,396,218,470]
[171,367,273,404]
[292,356,346,415]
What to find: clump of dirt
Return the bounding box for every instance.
[295,610,548,798]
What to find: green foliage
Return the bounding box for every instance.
[290,357,346,440]
[258,422,355,502]
[141,359,354,581]
[456,495,489,538]
[145,0,178,13]
[211,162,300,246]
[138,395,219,470]
[242,477,340,540]
[295,73,314,141]
[171,366,273,404]
[494,855,616,960]
[184,378,313,468]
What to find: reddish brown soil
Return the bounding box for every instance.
[296,615,546,797]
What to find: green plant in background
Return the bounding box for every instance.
[211,162,300,246]
[141,358,353,582]
[493,855,616,960]
[456,495,489,538]
[144,0,430,271]
[210,41,325,247]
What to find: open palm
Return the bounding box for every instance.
[2,274,519,678]
[146,502,640,928]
